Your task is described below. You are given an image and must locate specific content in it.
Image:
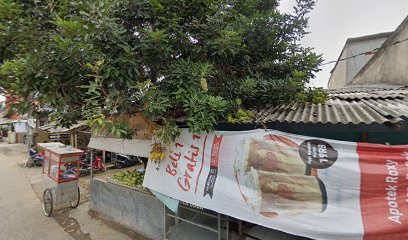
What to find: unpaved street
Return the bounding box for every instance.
[0,143,72,240]
[0,143,146,240]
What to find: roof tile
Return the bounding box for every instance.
[254,86,408,125]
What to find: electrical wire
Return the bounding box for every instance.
[321,36,408,66]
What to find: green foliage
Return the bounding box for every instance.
[228,109,256,124]
[297,87,328,104]
[0,0,324,143]
[156,119,182,144]
[184,94,229,134]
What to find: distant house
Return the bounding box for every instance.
[252,16,408,145]
[0,94,28,143]
[35,122,89,149]
[0,100,4,115]
[353,16,408,86]
[328,15,408,88]
[328,32,391,89]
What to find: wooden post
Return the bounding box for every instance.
[238,219,243,239]
[74,133,78,148]
[163,206,167,240]
[217,213,221,240]
[90,149,94,179]
[70,133,74,147]
[362,132,367,142]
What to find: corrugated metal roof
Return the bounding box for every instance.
[0,118,28,125]
[0,118,13,125]
[38,121,87,133]
[255,86,408,125]
[328,84,406,92]
[329,85,408,100]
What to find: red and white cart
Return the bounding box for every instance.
[38,143,83,216]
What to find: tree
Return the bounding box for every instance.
[0,0,325,142]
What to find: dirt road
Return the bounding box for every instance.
[0,143,146,240]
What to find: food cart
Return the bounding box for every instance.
[37,142,83,216]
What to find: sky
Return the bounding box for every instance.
[279,0,408,88]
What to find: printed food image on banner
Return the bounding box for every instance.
[234,135,330,218]
[143,129,408,240]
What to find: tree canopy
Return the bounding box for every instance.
[0,0,325,142]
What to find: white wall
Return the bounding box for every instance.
[353,22,408,86]
[328,50,347,89]
[328,36,388,89]
[346,38,388,84]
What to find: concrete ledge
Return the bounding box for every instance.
[90,178,164,240]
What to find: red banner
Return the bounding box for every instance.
[210,135,223,167]
[204,135,223,198]
[144,129,408,240]
[358,143,408,240]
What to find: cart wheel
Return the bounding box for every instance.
[43,188,53,217]
[115,162,125,169]
[70,187,80,208]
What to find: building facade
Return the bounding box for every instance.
[353,17,408,86]
[328,32,391,89]
[328,15,408,88]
